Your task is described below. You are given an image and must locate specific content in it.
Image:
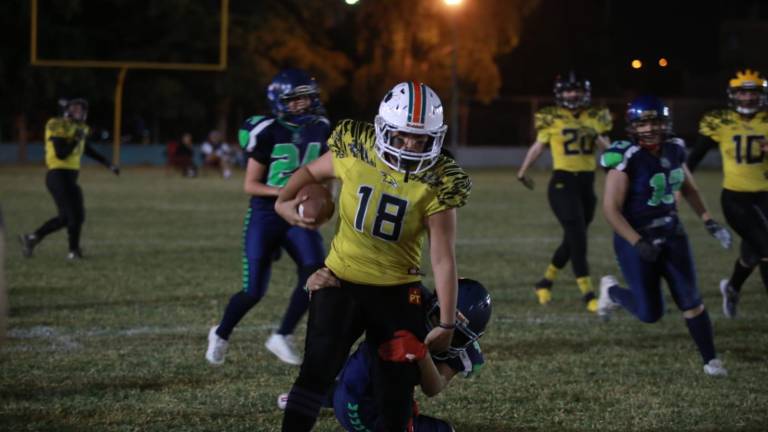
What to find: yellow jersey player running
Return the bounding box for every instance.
[688,69,768,318]
[517,71,612,312]
[275,81,470,431]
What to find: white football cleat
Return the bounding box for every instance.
[265,333,301,365]
[277,392,289,410]
[703,358,728,377]
[597,275,620,320]
[206,326,228,366]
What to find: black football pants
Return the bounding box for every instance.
[547,170,596,278]
[34,169,85,252]
[283,280,427,432]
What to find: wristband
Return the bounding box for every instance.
[438,322,456,330]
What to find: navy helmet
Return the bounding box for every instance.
[625,95,672,148]
[266,68,323,124]
[554,71,591,109]
[426,278,492,360]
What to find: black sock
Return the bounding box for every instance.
[217,291,259,340]
[685,310,716,364]
[759,262,768,294]
[277,284,310,335]
[729,259,754,292]
[35,217,65,240]
[282,385,325,431]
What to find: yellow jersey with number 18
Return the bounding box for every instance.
[699,109,768,192]
[535,106,612,172]
[324,119,471,286]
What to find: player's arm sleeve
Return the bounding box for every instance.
[425,163,472,215]
[239,116,274,165]
[686,134,717,172]
[84,142,111,168]
[595,108,613,135]
[534,109,554,144]
[600,141,635,173]
[327,119,358,181]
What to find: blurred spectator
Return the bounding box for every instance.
[167,132,198,177]
[201,130,234,179]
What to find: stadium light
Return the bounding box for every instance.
[344,0,359,5]
[444,0,463,6]
[631,59,642,69]
[658,58,669,67]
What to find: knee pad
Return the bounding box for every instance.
[740,246,762,268]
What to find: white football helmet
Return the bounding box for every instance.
[374,82,447,174]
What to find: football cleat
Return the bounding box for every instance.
[67,249,84,260]
[19,233,39,258]
[719,279,739,319]
[586,298,598,313]
[535,288,552,305]
[534,278,553,305]
[277,393,289,410]
[265,333,301,365]
[206,326,229,366]
[703,358,728,377]
[597,276,620,319]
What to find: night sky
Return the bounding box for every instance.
[501,0,768,98]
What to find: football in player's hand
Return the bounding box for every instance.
[298,183,334,225]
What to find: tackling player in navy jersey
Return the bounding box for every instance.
[206,69,330,366]
[279,277,491,432]
[597,96,731,376]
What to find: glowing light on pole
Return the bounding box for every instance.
[658,58,668,67]
[631,59,642,69]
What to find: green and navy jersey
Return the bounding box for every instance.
[239,115,330,210]
[600,137,687,228]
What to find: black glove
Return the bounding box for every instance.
[634,238,661,262]
[517,175,535,190]
[705,219,732,249]
[109,164,120,176]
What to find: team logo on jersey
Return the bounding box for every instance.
[408,287,422,305]
[380,171,399,188]
[661,157,671,169]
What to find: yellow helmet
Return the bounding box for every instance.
[727,69,767,115]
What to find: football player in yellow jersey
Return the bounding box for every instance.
[274,81,470,431]
[19,99,119,259]
[516,72,612,312]
[688,70,768,318]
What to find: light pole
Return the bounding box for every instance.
[444,0,462,150]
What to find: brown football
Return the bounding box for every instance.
[297,183,335,225]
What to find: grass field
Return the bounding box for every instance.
[1,165,767,431]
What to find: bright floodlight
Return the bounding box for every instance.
[658,58,669,67]
[631,59,642,69]
[444,0,463,6]
[345,0,359,5]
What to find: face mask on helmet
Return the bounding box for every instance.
[375,82,447,175]
[267,69,324,124]
[727,70,767,115]
[554,72,592,110]
[61,98,89,122]
[425,278,492,360]
[626,96,672,151]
